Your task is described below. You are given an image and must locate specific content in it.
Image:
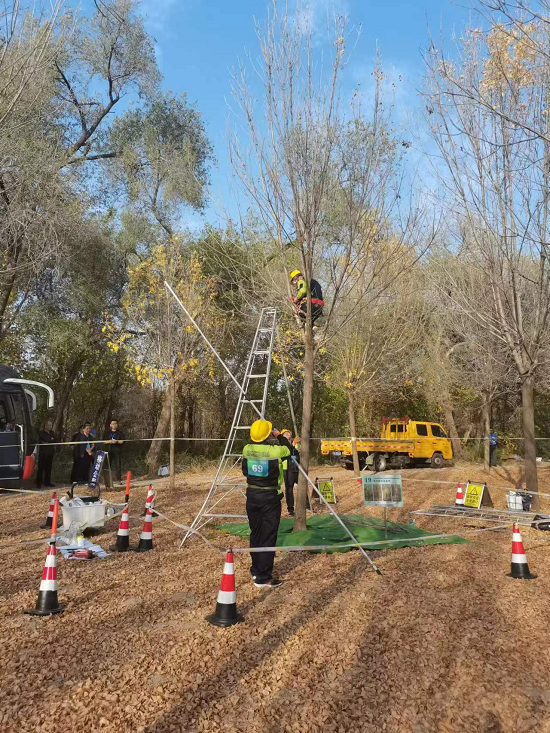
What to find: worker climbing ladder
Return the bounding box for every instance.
[181,306,278,544]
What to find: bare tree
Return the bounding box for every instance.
[424,22,550,500]
[228,2,430,530]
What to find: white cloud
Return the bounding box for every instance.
[140,0,177,37]
[292,0,350,39]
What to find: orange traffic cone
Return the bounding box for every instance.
[507,523,537,580]
[26,499,64,616]
[134,507,153,552]
[206,550,244,627]
[110,505,130,552]
[455,483,464,507]
[141,485,154,517]
[40,492,57,528]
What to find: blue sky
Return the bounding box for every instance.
[81,0,475,227]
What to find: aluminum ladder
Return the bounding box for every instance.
[181,307,278,545]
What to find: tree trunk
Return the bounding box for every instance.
[293,324,315,532]
[443,405,461,459]
[482,397,490,472]
[169,377,176,490]
[522,375,539,509]
[348,390,361,477]
[146,377,179,476]
[52,359,83,436]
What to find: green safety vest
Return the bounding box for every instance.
[242,441,290,493]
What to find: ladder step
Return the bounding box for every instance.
[233,426,251,430]
[226,453,242,458]
[248,374,267,378]
[254,350,270,356]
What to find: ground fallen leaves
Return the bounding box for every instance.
[0,462,550,732]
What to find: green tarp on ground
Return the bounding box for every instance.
[216,514,467,553]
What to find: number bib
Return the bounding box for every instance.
[246,458,269,477]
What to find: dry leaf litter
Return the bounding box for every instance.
[1,463,550,733]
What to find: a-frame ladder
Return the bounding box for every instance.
[182,307,278,545]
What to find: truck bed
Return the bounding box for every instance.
[320,438,415,456]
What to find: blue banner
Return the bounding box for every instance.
[88,451,106,489]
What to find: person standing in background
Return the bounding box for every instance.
[36,419,57,488]
[103,419,125,486]
[71,423,95,484]
[489,430,498,467]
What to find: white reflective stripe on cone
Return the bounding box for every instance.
[223,563,235,575]
[511,554,528,564]
[118,528,130,536]
[39,579,57,592]
[140,531,152,540]
[512,533,523,542]
[217,590,236,604]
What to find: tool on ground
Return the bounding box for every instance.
[206,549,244,627]
[507,522,537,580]
[67,548,96,560]
[110,504,130,552]
[25,498,64,616]
[41,491,57,528]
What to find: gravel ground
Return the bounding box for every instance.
[1,462,550,733]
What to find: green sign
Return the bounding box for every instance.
[362,475,403,507]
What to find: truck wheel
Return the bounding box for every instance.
[374,454,387,472]
[431,452,444,469]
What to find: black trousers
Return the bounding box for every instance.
[36,454,54,487]
[107,451,122,482]
[298,303,323,325]
[246,487,282,582]
[490,444,498,467]
[283,469,297,512]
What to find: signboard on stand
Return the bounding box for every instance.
[463,482,492,509]
[88,451,106,490]
[362,474,403,507]
[315,477,336,504]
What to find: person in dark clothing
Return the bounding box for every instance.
[36,420,57,488]
[242,419,291,589]
[281,429,300,516]
[489,430,498,467]
[289,270,324,325]
[71,423,95,484]
[103,419,125,486]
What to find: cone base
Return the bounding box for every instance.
[132,543,153,552]
[506,571,537,580]
[25,605,65,616]
[109,543,130,552]
[206,612,244,627]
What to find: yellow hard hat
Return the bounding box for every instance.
[290,270,302,281]
[250,419,273,443]
[280,428,292,436]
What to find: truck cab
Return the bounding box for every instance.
[381,417,452,468]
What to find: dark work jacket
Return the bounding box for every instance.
[39,430,57,458]
[103,429,125,454]
[72,432,94,460]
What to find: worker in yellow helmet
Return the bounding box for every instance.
[242,419,291,588]
[289,269,324,325]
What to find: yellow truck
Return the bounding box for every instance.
[320,416,453,471]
